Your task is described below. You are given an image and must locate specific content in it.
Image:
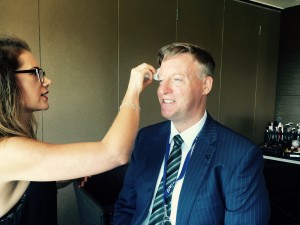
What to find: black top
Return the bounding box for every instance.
[0,181,57,225]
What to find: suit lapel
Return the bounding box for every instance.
[143,130,169,186]
[137,122,171,222]
[176,115,218,224]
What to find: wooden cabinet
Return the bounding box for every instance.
[264,157,300,224]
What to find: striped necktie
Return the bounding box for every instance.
[148,134,183,225]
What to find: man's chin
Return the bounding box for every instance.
[161,111,174,121]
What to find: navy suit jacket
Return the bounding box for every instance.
[114,114,270,225]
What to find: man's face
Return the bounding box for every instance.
[157,53,212,130]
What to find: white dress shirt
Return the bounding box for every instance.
[142,111,207,225]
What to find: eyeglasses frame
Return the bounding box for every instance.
[14,68,46,83]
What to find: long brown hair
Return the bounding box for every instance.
[0,34,37,139]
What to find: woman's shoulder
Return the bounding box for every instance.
[0,136,36,145]
[0,136,37,151]
[0,137,38,184]
[0,136,45,163]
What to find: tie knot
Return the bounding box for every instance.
[173,134,183,147]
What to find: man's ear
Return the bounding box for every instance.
[202,76,213,95]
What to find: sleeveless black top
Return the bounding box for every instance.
[0,181,57,225]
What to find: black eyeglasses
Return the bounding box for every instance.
[14,68,46,83]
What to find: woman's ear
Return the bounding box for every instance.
[202,76,213,95]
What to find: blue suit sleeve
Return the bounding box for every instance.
[113,144,138,225]
[224,145,270,224]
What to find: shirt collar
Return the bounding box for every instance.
[170,111,207,148]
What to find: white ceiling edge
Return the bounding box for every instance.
[246,0,300,9]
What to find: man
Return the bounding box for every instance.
[114,43,270,225]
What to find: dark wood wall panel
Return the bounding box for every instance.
[39,1,119,225]
[275,6,300,125]
[177,0,224,119]
[254,8,281,143]
[119,0,177,127]
[220,1,260,140]
[276,96,300,123]
[0,0,42,137]
[220,1,280,143]
[40,0,119,143]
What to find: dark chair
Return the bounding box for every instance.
[73,181,105,225]
[73,165,127,225]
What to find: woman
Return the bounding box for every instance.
[0,34,156,225]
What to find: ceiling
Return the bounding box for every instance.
[245,0,300,9]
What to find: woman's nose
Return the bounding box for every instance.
[43,76,52,87]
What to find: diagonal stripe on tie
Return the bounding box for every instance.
[148,134,183,225]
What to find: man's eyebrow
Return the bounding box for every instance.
[171,73,186,77]
[157,72,185,80]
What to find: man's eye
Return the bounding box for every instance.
[173,77,183,82]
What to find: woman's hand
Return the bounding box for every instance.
[126,63,156,97]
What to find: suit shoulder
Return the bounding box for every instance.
[214,121,257,147]
[139,120,169,134]
[134,121,169,143]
